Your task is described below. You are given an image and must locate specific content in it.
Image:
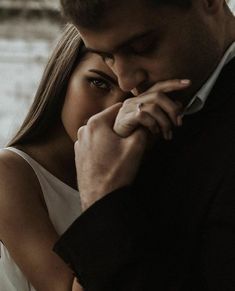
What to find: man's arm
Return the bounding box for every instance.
[54,186,148,290]
[54,80,196,290]
[191,169,235,291]
[54,182,235,291]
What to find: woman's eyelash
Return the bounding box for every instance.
[87,77,111,90]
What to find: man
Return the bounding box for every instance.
[54,1,235,290]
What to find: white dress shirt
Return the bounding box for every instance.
[184,41,235,115]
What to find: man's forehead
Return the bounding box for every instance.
[76,0,162,51]
[79,28,156,54]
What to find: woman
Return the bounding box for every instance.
[0,20,187,290]
[0,23,132,291]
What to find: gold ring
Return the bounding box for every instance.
[137,102,143,112]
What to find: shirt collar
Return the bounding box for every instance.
[184,41,235,115]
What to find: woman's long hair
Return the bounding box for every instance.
[8,24,84,146]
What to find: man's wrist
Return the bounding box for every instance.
[79,185,119,211]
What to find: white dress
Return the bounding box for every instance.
[0,147,81,291]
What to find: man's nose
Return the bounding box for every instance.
[110,56,147,92]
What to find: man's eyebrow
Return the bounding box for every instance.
[86,30,155,56]
[89,69,118,85]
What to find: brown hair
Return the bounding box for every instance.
[8,24,85,146]
[60,0,192,29]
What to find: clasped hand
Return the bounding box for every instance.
[75,79,190,211]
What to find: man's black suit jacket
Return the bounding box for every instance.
[54,58,235,291]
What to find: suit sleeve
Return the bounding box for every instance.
[54,173,235,291]
[196,172,235,290]
[53,186,156,291]
[182,170,235,291]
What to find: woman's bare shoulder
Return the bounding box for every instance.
[0,150,74,290]
[0,149,44,226]
[0,148,41,189]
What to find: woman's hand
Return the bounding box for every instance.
[113,79,191,139]
[74,79,191,211]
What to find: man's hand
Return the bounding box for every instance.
[75,103,147,211]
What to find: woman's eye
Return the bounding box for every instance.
[89,78,110,90]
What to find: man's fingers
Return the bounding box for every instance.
[144,79,191,95]
[77,125,85,140]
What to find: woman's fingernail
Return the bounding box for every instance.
[180,79,191,85]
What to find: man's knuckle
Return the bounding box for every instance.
[123,98,133,107]
[87,116,99,127]
[77,126,84,138]
[87,115,96,124]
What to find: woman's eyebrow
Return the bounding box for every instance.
[89,69,118,85]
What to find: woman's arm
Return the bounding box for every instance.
[0,150,83,291]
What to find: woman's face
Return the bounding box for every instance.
[61,52,129,141]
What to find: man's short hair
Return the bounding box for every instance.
[60,0,192,29]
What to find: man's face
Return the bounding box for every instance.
[78,0,223,102]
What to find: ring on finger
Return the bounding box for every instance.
[137,102,144,112]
